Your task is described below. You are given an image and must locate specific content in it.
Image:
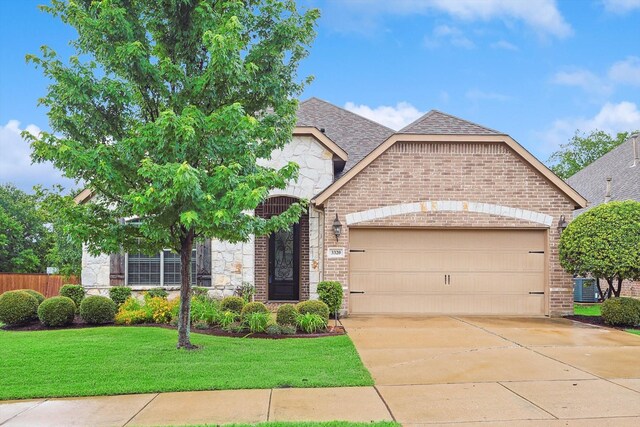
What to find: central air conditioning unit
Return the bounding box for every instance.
[573,278,598,303]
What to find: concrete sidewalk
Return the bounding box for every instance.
[0,387,393,426]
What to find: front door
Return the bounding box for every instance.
[268,223,300,300]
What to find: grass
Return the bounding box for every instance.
[221,423,399,427]
[625,329,640,336]
[0,326,373,400]
[574,304,601,316]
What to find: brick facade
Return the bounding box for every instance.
[321,141,578,316]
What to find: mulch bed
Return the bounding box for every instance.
[1,317,346,339]
[565,315,640,333]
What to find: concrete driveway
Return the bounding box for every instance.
[341,316,640,426]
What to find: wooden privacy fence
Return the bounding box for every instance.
[0,273,80,297]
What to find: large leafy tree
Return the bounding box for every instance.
[548,130,629,179]
[25,0,319,349]
[559,201,640,299]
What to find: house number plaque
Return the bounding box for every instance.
[327,247,346,258]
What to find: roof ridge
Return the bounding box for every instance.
[398,110,436,132]
[399,109,501,134]
[301,97,396,132]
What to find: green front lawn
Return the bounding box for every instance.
[0,327,373,400]
[626,329,640,336]
[223,423,399,427]
[574,304,601,316]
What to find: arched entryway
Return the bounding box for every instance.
[255,196,309,302]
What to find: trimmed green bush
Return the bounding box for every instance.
[60,284,85,310]
[22,289,45,306]
[317,281,343,316]
[220,296,245,314]
[240,301,268,319]
[601,297,640,326]
[145,288,168,299]
[280,324,297,335]
[79,296,116,325]
[296,300,329,323]
[276,304,298,326]
[109,287,132,307]
[37,296,76,327]
[0,290,39,325]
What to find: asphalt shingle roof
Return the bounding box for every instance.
[399,110,502,135]
[296,97,395,173]
[567,136,640,211]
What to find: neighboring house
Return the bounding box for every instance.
[79,97,586,316]
[567,133,640,297]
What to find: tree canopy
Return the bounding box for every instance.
[559,201,640,298]
[25,0,319,348]
[547,130,629,179]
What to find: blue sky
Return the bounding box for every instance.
[1,0,639,191]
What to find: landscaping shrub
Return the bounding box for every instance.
[120,297,142,311]
[37,296,76,327]
[109,287,132,307]
[0,290,39,325]
[79,296,116,325]
[276,304,298,326]
[59,284,85,310]
[245,312,270,333]
[191,296,220,326]
[601,297,640,326]
[21,289,45,306]
[219,311,238,329]
[115,309,149,325]
[280,324,297,335]
[265,323,282,335]
[220,296,244,314]
[241,301,268,319]
[317,281,343,316]
[296,300,330,323]
[145,288,168,299]
[193,320,209,330]
[234,281,255,302]
[296,312,326,333]
[191,287,209,298]
[145,297,177,323]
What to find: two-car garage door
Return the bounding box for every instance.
[349,229,546,315]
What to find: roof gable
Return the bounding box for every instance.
[400,110,501,135]
[296,97,394,173]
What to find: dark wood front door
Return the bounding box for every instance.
[268,223,300,301]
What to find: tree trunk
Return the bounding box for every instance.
[177,229,196,350]
[613,277,623,298]
[595,278,606,302]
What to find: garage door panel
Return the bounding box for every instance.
[349,229,546,315]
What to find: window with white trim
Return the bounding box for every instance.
[127,249,197,286]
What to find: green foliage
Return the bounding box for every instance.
[145,297,177,323]
[109,287,132,307]
[191,287,209,298]
[245,312,270,333]
[59,284,85,310]
[120,297,142,311]
[280,324,297,335]
[241,301,269,319]
[219,311,238,329]
[265,323,282,335]
[26,0,319,348]
[317,281,343,315]
[21,289,46,306]
[221,296,245,314]
[276,303,298,326]
[115,309,150,325]
[145,288,168,299]
[296,312,326,334]
[234,281,255,303]
[79,296,116,325]
[37,296,76,327]
[559,201,640,297]
[193,320,209,330]
[296,300,330,323]
[0,290,39,325]
[548,130,630,179]
[190,296,220,326]
[601,297,640,326]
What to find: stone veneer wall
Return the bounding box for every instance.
[321,141,578,316]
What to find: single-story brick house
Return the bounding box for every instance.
[79,97,587,316]
[567,132,640,297]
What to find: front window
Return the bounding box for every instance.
[127,249,197,286]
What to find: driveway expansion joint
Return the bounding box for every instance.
[0,399,48,426]
[123,393,159,426]
[497,382,559,420]
[373,385,396,422]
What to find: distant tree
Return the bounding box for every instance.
[25,0,319,349]
[548,130,629,179]
[559,201,640,299]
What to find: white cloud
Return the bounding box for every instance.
[336,0,572,38]
[0,120,75,191]
[539,101,640,153]
[608,56,640,86]
[424,25,474,49]
[465,89,510,102]
[602,0,640,13]
[551,69,612,95]
[344,101,425,130]
[490,40,519,51]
